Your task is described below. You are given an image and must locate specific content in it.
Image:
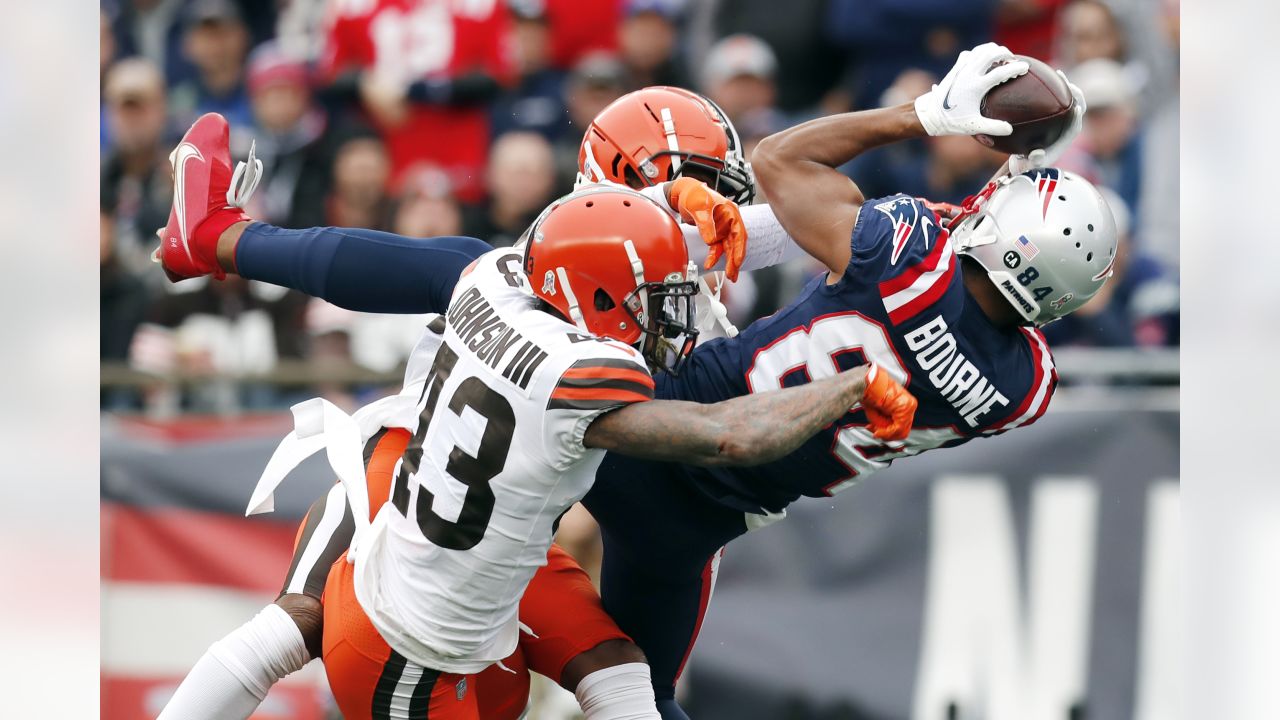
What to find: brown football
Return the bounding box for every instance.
[976,55,1075,156]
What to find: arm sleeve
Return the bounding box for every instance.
[685,203,808,274]
[235,223,491,314]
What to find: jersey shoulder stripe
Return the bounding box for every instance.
[549,357,654,411]
[879,228,956,326]
[986,328,1056,434]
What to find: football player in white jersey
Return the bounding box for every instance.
[317,185,914,719]
[155,109,918,719]
[154,92,766,720]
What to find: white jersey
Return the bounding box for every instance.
[353,249,655,673]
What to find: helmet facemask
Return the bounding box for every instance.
[646,95,756,204]
[622,269,699,376]
[662,151,756,205]
[617,236,699,375]
[951,204,1043,326]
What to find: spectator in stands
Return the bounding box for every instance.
[393,168,464,239]
[995,0,1070,62]
[303,300,362,411]
[845,69,1003,205]
[687,0,845,116]
[326,131,393,231]
[489,2,570,141]
[700,34,779,127]
[169,0,254,133]
[245,41,338,229]
[618,0,690,89]
[105,0,193,89]
[1058,58,1143,215]
[1055,0,1127,68]
[849,131,1003,206]
[552,53,628,193]
[462,132,557,248]
[102,202,150,411]
[318,0,514,202]
[735,105,787,169]
[824,0,994,112]
[101,57,173,275]
[128,276,309,415]
[536,0,623,70]
[100,204,149,364]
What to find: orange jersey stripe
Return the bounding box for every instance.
[560,366,655,388]
[549,386,653,404]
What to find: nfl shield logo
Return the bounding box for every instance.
[456,677,468,701]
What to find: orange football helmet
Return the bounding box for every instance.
[578,86,755,205]
[523,185,699,374]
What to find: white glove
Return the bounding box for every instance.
[914,42,1029,137]
[1008,70,1087,174]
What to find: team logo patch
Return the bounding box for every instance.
[1050,292,1074,311]
[1022,167,1061,220]
[542,270,556,296]
[1003,250,1022,269]
[873,196,924,265]
[1015,235,1040,260]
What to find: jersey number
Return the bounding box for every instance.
[392,343,515,551]
[746,313,954,494]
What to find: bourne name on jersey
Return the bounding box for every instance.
[662,194,1056,514]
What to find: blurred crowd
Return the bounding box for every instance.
[101,0,1180,414]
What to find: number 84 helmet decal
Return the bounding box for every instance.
[949,168,1119,326]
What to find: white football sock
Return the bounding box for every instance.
[156,604,310,720]
[574,662,661,720]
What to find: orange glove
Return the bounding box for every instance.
[861,363,918,441]
[666,176,747,282]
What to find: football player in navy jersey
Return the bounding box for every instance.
[584,46,1115,719]
[153,45,1117,720]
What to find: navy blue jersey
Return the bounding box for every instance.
[657,195,1057,514]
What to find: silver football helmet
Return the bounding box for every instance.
[951,168,1118,326]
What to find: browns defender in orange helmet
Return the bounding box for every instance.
[522,185,700,375]
[579,86,755,206]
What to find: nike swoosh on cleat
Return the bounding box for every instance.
[172,142,205,264]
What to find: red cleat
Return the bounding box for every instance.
[154,112,261,281]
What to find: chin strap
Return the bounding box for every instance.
[697,274,738,339]
[576,139,608,188]
[622,239,649,328]
[945,179,1001,232]
[555,266,590,333]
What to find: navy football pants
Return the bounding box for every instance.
[582,454,750,719]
